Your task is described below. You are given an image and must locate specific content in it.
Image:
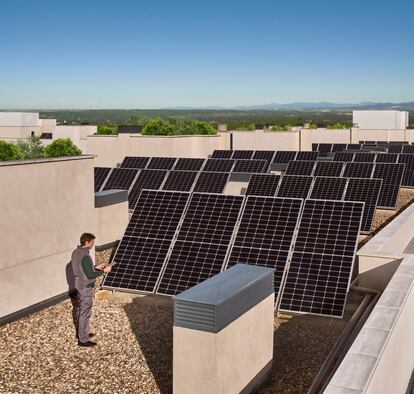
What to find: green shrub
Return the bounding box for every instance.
[308,123,318,129]
[192,120,216,135]
[44,138,82,157]
[97,125,118,135]
[327,123,347,129]
[141,118,175,136]
[270,125,290,131]
[15,136,44,159]
[0,140,24,161]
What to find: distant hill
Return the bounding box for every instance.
[167,101,414,110]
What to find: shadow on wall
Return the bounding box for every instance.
[123,297,173,394]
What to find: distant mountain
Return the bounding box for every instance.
[166,101,414,110]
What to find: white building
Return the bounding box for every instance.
[0,111,96,151]
[353,110,409,130]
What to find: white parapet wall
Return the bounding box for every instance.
[87,133,230,167]
[0,155,95,319]
[231,129,300,150]
[324,202,414,393]
[353,110,409,130]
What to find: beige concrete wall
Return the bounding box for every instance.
[352,128,407,143]
[0,126,41,140]
[173,293,274,393]
[231,129,299,150]
[0,156,95,318]
[39,118,57,132]
[95,201,129,247]
[53,125,96,151]
[309,128,351,144]
[87,133,229,167]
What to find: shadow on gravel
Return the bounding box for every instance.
[123,297,174,394]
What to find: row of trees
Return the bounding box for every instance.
[0,137,81,161]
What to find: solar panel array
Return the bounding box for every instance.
[103,168,139,191]
[94,167,112,192]
[120,156,150,169]
[276,175,314,199]
[313,161,344,177]
[285,160,316,176]
[203,158,235,172]
[173,158,206,171]
[193,171,230,193]
[147,157,177,170]
[162,171,199,192]
[233,159,268,173]
[309,177,347,200]
[373,163,405,208]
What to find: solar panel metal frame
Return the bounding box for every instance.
[161,170,199,192]
[398,154,414,187]
[102,190,191,294]
[285,160,316,176]
[94,167,113,192]
[375,153,399,163]
[224,195,304,300]
[333,152,355,162]
[193,171,230,193]
[316,144,333,155]
[202,158,236,172]
[278,199,364,318]
[252,150,275,163]
[330,144,347,153]
[342,162,374,178]
[245,174,281,196]
[172,158,206,171]
[353,152,377,163]
[387,145,403,154]
[120,156,151,169]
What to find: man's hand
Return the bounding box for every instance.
[95,263,107,271]
[103,265,112,273]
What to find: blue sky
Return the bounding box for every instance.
[0,0,413,108]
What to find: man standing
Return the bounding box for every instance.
[70,233,111,347]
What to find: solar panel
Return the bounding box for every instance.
[310,177,347,200]
[232,150,254,159]
[156,194,244,295]
[333,152,355,162]
[245,174,280,196]
[102,190,190,293]
[127,169,168,209]
[124,190,190,240]
[313,161,344,177]
[285,160,315,176]
[345,178,382,233]
[94,167,112,192]
[343,162,374,178]
[398,154,414,186]
[120,156,150,169]
[373,163,405,208]
[252,150,275,164]
[296,151,319,161]
[102,168,139,191]
[162,170,199,191]
[273,151,297,164]
[331,144,347,153]
[147,157,177,170]
[353,152,377,162]
[203,158,235,172]
[347,144,361,150]
[226,196,303,297]
[279,199,364,317]
[317,144,333,155]
[388,145,403,154]
[312,144,319,152]
[211,150,233,159]
[193,172,230,193]
[276,175,313,199]
[233,159,268,173]
[375,153,399,163]
[40,133,52,139]
[173,158,206,171]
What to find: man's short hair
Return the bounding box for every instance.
[80,233,96,246]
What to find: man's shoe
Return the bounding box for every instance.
[78,340,97,347]
[76,333,95,340]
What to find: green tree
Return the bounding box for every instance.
[128,113,150,126]
[44,138,82,157]
[141,118,175,136]
[0,140,24,161]
[327,123,347,129]
[97,125,118,135]
[15,136,45,159]
[192,120,216,135]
